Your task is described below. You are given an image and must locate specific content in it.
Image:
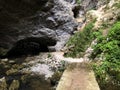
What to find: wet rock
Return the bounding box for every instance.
[19,52,68,83]
[0,52,68,90]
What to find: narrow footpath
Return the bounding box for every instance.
[51,40,100,90]
[56,63,100,90]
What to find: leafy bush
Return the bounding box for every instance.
[113,3,120,8]
[76,0,81,4]
[65,21,95,58]
[92,21,120,90]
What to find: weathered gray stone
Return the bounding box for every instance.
[80,0,98,11]
[0,0,78,57]
[0,0,101,57]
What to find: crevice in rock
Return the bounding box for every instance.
[72,5,82,18]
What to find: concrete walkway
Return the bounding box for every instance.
[51,40,99,90]
[56,63,100,90]
[51,52,84,63]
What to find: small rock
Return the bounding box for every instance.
[0,77,7,90]
[1,58,8,62]
[9,60,15,64]
[9,80,20,90]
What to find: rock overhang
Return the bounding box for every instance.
[0,0,78,57]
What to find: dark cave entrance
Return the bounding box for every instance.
[6,38,56,58]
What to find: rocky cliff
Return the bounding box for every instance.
[1,0,119,90]
[0,0,78,57]
[0,0,102,58]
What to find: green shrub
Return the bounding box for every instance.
[108,22,120,40]
[113,3,120,8]
[65,21,95,58]
[92,21,120,89]
[76,0,81,4]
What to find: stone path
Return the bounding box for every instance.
[51,52,84,63]
[56,63,100,90]
[51,40,100,90]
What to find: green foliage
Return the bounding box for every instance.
[47,53,52,58]
[101,22,109,28]
[92,30,102,38]
[76,0,81,4]
[113,2,120,8]
[108,22,120,40]
[92,21,120,89]
[65,21,95,58]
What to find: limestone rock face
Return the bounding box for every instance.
[80,0,98,11]
[0,0,78,57]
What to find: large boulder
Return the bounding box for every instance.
[0,0,78,57]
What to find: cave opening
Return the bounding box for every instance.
[5,38,55,58]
